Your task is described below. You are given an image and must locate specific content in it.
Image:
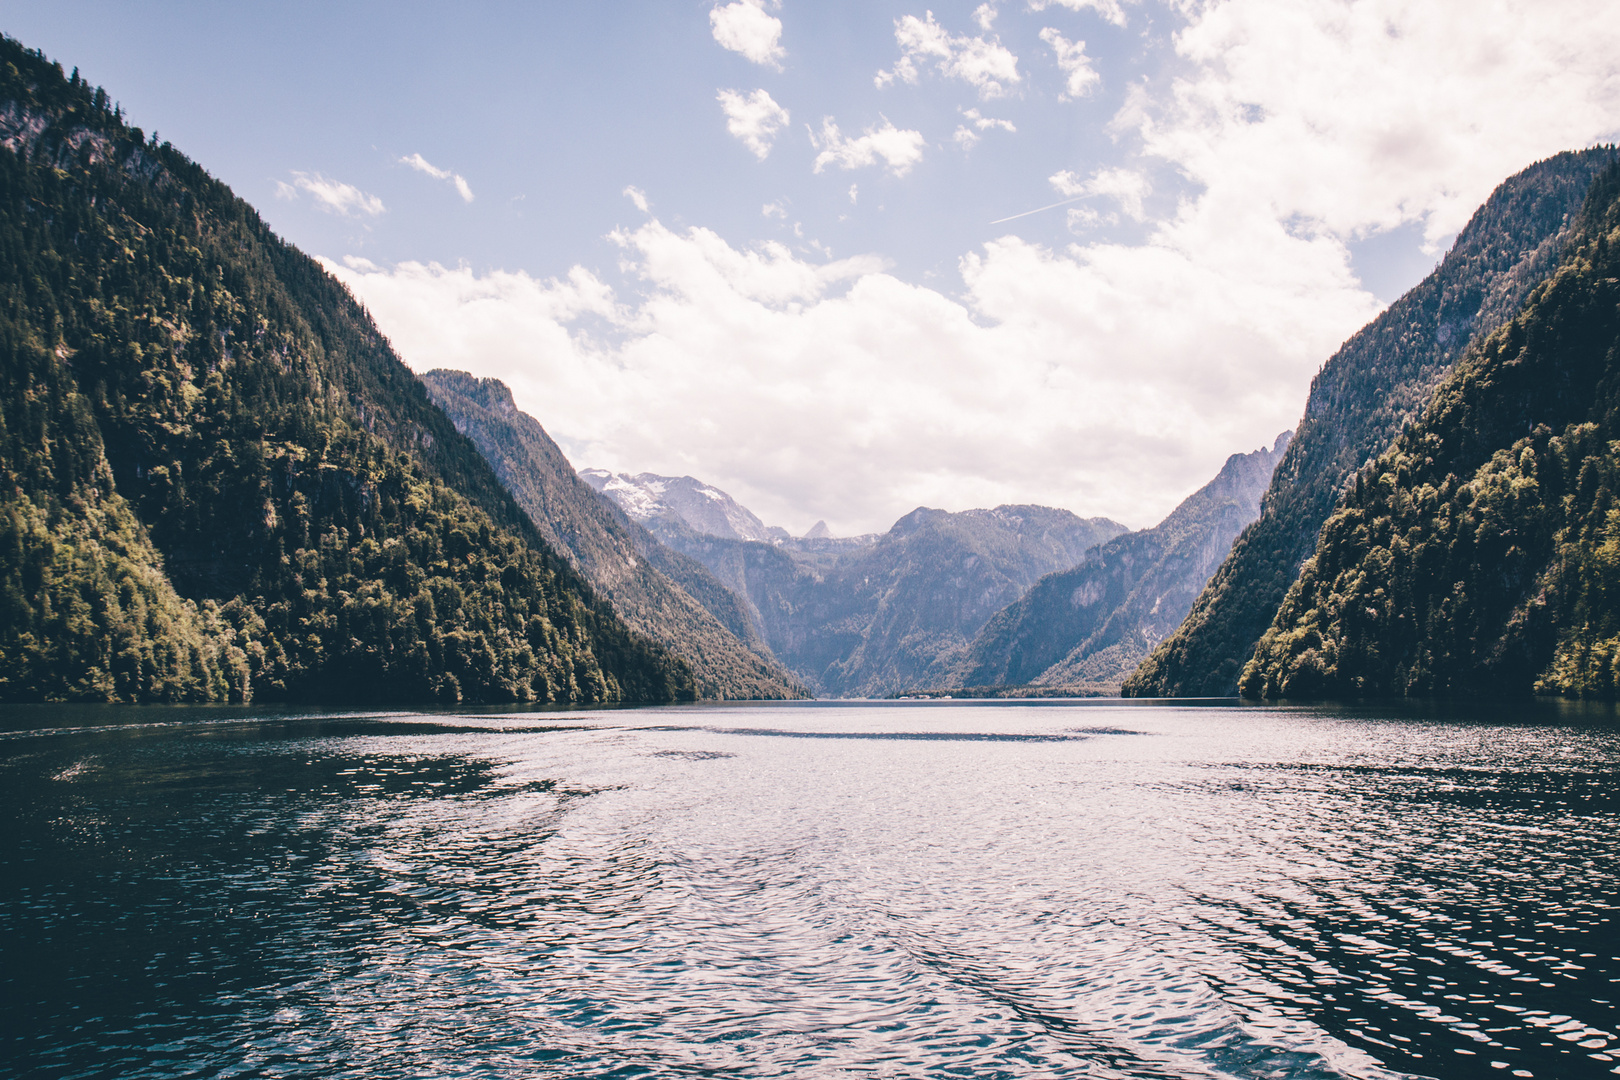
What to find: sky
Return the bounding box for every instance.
[6,1,1620,534]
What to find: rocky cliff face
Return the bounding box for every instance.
[580,470,781,542]
[954,433,1291,690]
[616,483,1127,697]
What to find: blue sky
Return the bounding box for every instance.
[7,1,1620,533]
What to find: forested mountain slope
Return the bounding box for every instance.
[626,496,1126,697]
[0,38,690,704]
[420,370,805,699]
[954,433,1289,690]
[1242,163,1620,699]
[1125,148,1620,697]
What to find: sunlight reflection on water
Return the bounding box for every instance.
[1,700,1616,1079]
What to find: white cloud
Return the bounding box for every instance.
[762,200,788,218]
[876,12,1021,99]
[323,0,1620,537]
[710,0,785,68]
[849,184,859,204]
[275,171,384,217]
[400,153,475,203]
[810,119,927,176]
[1050,166,1150,219]
[962,107,1016,132]
[623,186,650,213]
[717,88,790,159]
[1136,0,1620,247]
[1039,27,1100,99]
[1028,0,1129,28]
[327,201,1374,534]
[974,3,999,30]
[954,125,981,149]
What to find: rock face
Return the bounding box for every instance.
[580,470,777,542]
[954,433,1291,690]
[0,40,688,705]
[1242,163,1620,699]
[420,372,807,700]
[591,475,1128,697]
[1125,147,1620,697]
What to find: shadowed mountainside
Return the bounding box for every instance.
[1125,147,1620,697]
[953,432,1290,690]
[420,370,805,700]
[593,483,1127,697]
[1242,163,1620,699]
[0,38,688,705]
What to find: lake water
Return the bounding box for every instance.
[2,699,1617,1079]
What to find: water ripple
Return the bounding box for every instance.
[1,702,1616,1079]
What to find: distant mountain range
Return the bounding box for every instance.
[1127,147,1620,697]
[580,470,789,543]
[952,433,1290,690]
[588,473,1125,696]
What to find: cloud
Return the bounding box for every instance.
[717,88,790,159]
[1039,28,1100,99]
[1135,0,1620,247]
[1028,0,1129,28]
[955,109,1017,150]
[326,201,1374,535]
[810,119,926,176]
[1050,166,1150,219]
[400,153,475,203]
[275,172,384,217]
[710,0,785,68]
[963,107,1016,132]
[974,3,998,30]
[324,0,1620,537]
[875,12,1020,99]
[762,200,788,218]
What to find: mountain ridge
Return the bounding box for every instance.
[420,370,806,699]
[0,38,688,704]
[953,432,1290,690]
[1125,147,1620,697]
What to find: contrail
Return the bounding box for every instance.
[988,195,1087,225]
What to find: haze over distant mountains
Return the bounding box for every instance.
[952,433,1291,691]
[587,469,1125,696]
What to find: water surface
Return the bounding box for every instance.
[2,700,1617,1079]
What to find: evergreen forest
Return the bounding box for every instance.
[0,38,692,705]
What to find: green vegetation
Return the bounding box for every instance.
[1241,163,1620,699]
[420,370,805,699]
[1125,148,1619,697]
[0,37,690,704]
[955,434,1288,690]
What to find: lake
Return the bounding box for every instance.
[1,699,1616,1079]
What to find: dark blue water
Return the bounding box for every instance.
[1,700,1617,1079]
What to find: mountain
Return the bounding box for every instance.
[1125,147,1620,697]
[580,470,784,542]
[418,370,805,699]
[1241,162,1620,699]
[596,479,1128,696]
[954,433,1290,690]
[0,38,689,705]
